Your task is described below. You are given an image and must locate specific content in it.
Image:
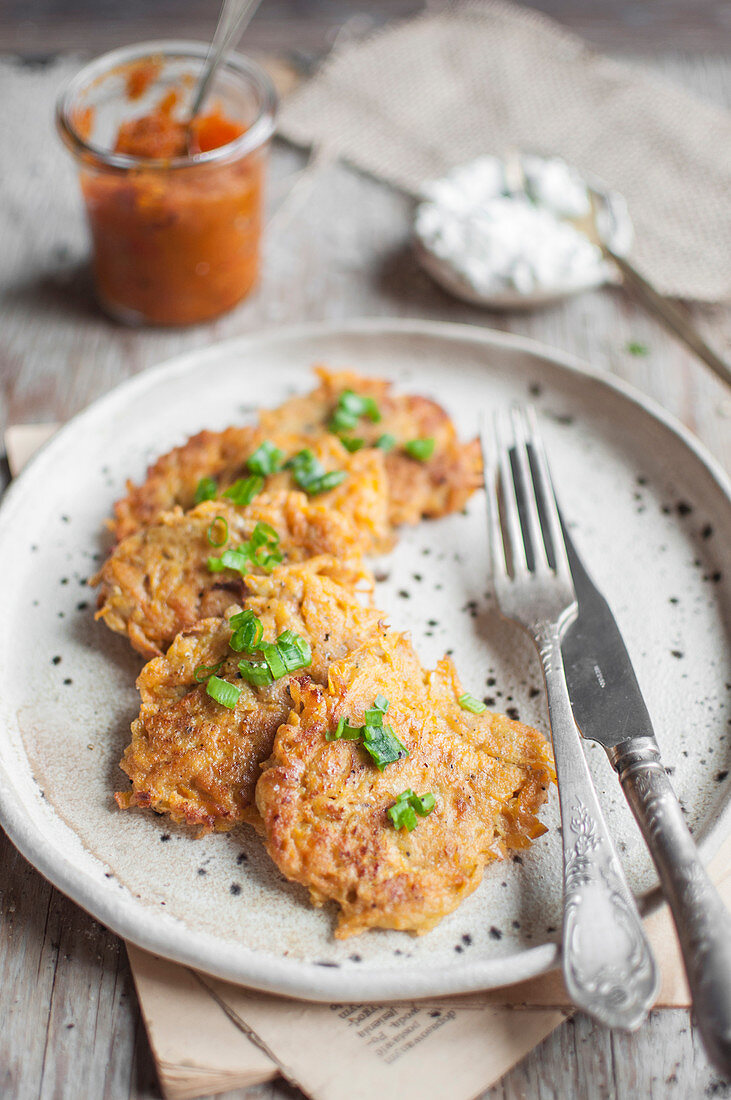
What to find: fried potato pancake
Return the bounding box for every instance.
[94,491,370,658]
[256,633,554,938]
[113,427,391,551]
[116,557,386,833]
[112,367,480,541]
[261,367,483,526]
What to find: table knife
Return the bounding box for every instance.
[560,519,731,1074]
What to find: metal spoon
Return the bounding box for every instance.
[186,0,263,152]
[509,152,731,388]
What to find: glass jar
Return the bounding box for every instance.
[56,41,277,326]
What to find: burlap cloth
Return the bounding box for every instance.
[278,0,731,303]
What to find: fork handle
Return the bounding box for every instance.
[612,738,731,1074]
[538,625,659,1029]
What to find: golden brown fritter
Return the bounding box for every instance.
[94,491,372,659]
[261,367,483,526]
[116,557,386,833]
[113,426,391,551]
[112,367,481,540]
[256,633,554,938]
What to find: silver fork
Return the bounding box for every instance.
[482,405,659,1029]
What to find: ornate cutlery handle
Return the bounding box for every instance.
[538,626,659,1029]
[613,738,731,1075]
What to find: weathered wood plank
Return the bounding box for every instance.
[3,0,731,55]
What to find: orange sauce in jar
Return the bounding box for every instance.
[80,90,265,325]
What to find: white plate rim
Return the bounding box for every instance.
[0,316,728,1002]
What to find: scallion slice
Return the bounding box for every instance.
[375,433,396,452]
[459,693,487,714]
[193,660,225,682]
[337,389,381,423]
[340,436,365,453]
[328,389,381,437]
[276,629,312,672]
[194,476,218,504]
[286,449,346,496]
[229,609,264,653]
[362,723,408,771]
[307,470,347,494]
[388,797,418,832]
[238,658,274,687]
[207,516,229,547]
[247,440,284,476]
[222,475,265,507]
[404,437,436,461]
[329,407,359,434]
[206,675,242,710]
[388,788,436,830]
[260,641,287,681]
[326,714,364,742]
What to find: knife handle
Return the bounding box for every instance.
[538,628,659,1029]
[613,737,731,1075]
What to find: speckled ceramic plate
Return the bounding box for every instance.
[0,319,729,1002]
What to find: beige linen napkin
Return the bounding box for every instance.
[7,421,731,1100]
[278,0,731,302]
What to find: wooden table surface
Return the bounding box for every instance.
[1,4,730,1097]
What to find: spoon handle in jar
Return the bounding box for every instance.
[191,0,263,119]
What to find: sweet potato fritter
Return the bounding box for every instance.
[116,557,386,832]
[256,633,554,938]
[261,367,483,527]
[113,427,391,551]
[94,491,371,658]
[112,367,481,541]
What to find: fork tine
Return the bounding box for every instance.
[510,405,550,572]
[479,416,509,580]
[493,408,528,574]
[524,406,573,585]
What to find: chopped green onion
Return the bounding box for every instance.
[375,433,396,452]
[207,516,229,547]
[326,715,365,742]
[206,675,242,710]
[233,621,312,684]
[276,629,312,672]
[208,522,283,576]
[329,407,359,433]
[208,547,250,573]
[404,437,436,462]
[193,660,225,682]
[286,450,346,496]
[340,436,365,453]
[388,789,436,830]
[323,695,406,766]
[194,476,218,505]
[362,723,408,771]
[338,389,381,423]
[626,341,649,357]
[410,792,435,815]
[247,440,284,476]
[222,475,265,507]
[388,797,417,832]
[229,609,264,653]
[308,470,347,494]
[238,657,274,687]
[260,641,287,681]
[459,693,487,714]
[248,521,283,572]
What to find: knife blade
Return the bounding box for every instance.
[557,512,731,1075]
[559,515,657,750]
